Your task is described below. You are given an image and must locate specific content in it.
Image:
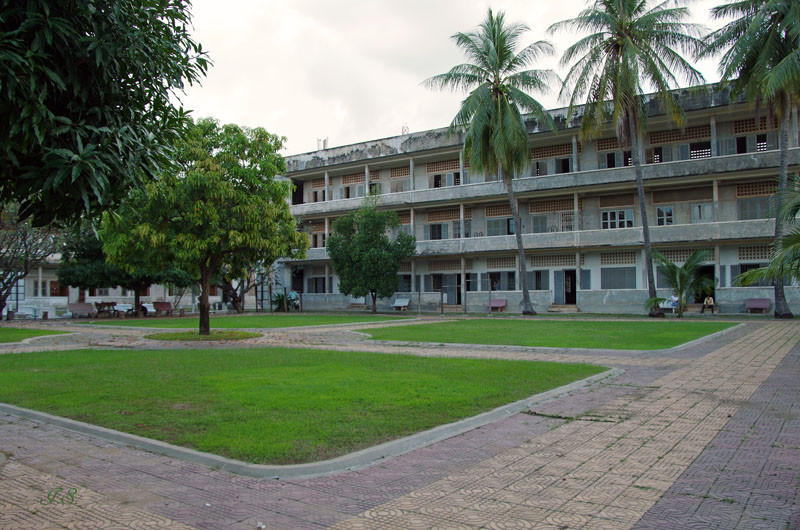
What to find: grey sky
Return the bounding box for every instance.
[181,0,725,156]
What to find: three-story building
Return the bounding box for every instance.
[282,85,800,314]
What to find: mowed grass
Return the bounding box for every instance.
[364,319,736,350]
[144,330,261,341]
[87,313,407,329]
[0,327,67,343]
[0,348,604,464]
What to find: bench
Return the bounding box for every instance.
[68,303,96,318]
[489,298,507,312]
[392,298,410,311]
[152,301,174,317]
[745,298,771,314]
[659,300,676,314]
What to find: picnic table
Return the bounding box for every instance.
[94,302,117,317]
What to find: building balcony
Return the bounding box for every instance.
[290,148,800,218]
[291,218,775,263]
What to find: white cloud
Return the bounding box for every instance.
[182,0,724,155]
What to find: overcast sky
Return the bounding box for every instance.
[181,0,725,156]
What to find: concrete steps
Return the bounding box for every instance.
[547,304,579,313]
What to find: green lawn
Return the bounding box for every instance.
[364,319,736,350]
[144,330,261,341]
[0,348,604,464]
[87,314,407,329]
[0,327,67,343]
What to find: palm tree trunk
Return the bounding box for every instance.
[628,111,663,318]
[503,168,535,315]
[774,93,793,318]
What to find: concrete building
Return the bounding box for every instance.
[284,85,800,314]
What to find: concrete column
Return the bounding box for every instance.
[409,158,415,191]
[459,203,465,239]
[571,135,579,172]
[37,266,42,297]
[411,259,416,292]
[791,105,798,148]
[324,171,330,201]
[461,257,467,314]
[365,165,370,194]
[324,217,329,248]
[641,248,648,289]
[576,252,582,289]
[573,192,579,231]
[325,264,330,293]
[410,207,416,239]
[459,152,464,185]
[710,116,717,156]
[715,245,722,288]
[712,179,720,222]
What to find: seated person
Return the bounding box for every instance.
[670,292,679,308]
[701,295,715,314]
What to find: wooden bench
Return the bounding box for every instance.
[489,298,507,312]
[745,298,771,314]
[68,303,96,318]
[152,301,174,317]
[392,298,410,311]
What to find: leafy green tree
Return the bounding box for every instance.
[0,0,208,225]
[58,225,193,313]
[0,204,60,315]
[648,250,713,318]
[550,0,707,317]
[424,9,557,315]
[101,118,308,334]
[327,200,416,314]
[703,0,798,318]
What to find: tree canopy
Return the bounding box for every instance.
[0,0,208,225]
[703,0,799,318]
[0,204,61,314]
[58,225,193,312]
[550,0,706,317]
[101,118,308,334]
[327,200,416,313]
[424,8,557,315]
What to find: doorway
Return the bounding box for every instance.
[565,269,577,304]
[694,265,715,302]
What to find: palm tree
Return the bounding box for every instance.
[425,9,558,315]
[703,0,798,318]
[649,250,714,318]
[549,0,707,317]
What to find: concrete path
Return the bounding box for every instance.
[0,318,797,528]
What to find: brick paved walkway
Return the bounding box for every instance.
[0,319,797,528]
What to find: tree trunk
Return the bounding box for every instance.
[199,270,211,335]
[371,291,377,313]
[503,167,535,315]
[134,289,141,317]
[629,112,663,318]
[773,93,793,319]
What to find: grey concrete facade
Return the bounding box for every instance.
[284,85,800,314]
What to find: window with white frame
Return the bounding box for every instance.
[487,217,515,237]
[738,197,771,220]
[531,214,548,233]
[390,179,410,193]
[97,287,110,297]
[691,203,713,223]
[601,209,634,229]
[452,220,471,238]
[656,206,674,226]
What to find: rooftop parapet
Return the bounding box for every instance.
[286,84,736,174]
